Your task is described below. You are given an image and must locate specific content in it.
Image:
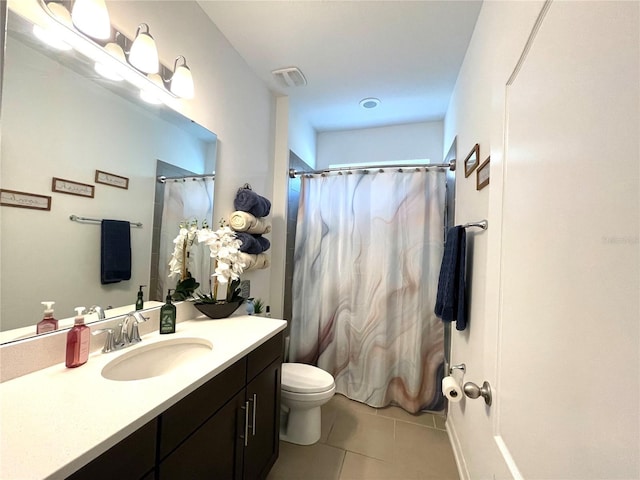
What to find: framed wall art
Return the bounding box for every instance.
[477,156,490,190]
[0,189,52,210]
[95,170,129,189]
[52,177,95,198]
[464,143,480,178]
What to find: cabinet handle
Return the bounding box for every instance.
[241,401,250,447]
[251,393,257,436]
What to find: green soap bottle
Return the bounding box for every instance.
[160,289,176,334]
[135,285,146,311]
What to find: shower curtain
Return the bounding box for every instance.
[290,168,446,413]
[157,179,214,300]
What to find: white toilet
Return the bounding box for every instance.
[280,363,336,445]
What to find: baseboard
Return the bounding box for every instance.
[446,416,470,480]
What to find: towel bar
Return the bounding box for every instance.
[462,220,488,230]
[70,215,143,228]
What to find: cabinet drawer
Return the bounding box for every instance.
[247,332,283,381]
[159,357,247,459]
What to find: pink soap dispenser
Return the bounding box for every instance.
[37,301,58,334]
[66,307,90,368]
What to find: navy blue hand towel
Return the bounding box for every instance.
[234,188,271,217]
[236,232,271,254]
[101,220,132,285]
[434,226,467,331]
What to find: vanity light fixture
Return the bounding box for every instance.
[37,0,195,100]
[128,24,159,74]
[71,0,111,40]
[169,56,194,99]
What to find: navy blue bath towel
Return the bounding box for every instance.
[234,187,271,218]
[236,232,270,254]
[101,220,132,284]
[434,226,467,331]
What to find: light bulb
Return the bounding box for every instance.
[71,0,111,40]
[170,56,194,99]
[128,24,159,74]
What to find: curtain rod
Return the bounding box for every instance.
[157,173,216,183]
[288,160,456,178]
[69,215,143,228]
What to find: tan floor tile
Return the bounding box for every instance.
[339,452,423,480]
[326,408,395,462]
[393,422,459,479]
[320,402,338,443]
[376,405,436,428]
[267,441,345,480]
[330,393,379,416]
[434,415,447,431]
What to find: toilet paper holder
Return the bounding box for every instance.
[463,380,492,406]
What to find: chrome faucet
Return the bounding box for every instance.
[95,312,149,353]
[87,305,105,320]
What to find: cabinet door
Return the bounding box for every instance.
[159,390,245,480]
[244,358,281,480]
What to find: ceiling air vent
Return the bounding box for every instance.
[272,67,307,88]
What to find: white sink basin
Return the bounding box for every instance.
[101,337,213,381]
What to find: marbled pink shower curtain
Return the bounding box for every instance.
[290,169,446,413]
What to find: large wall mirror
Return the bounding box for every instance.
[0,8,217,343]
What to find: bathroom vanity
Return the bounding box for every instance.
[0,315,286,479]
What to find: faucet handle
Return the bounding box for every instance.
[116,319,131,348]
[129,312,149,344]
[92,328,116,353]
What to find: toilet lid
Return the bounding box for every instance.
[281,363,335,394]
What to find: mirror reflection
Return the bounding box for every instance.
[0,10,217,343]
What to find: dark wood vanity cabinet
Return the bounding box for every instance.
[66,332,283,480]
[243,357,281,479]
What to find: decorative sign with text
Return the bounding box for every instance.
[52,177,95,198]
[95,170,129,189]
[0,189,52,210]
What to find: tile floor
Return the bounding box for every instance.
[267,394,459,480]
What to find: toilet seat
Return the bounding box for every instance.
[281,363,335,394]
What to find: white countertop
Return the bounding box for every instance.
[0,315,287,479]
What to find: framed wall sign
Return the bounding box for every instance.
[464,143,480,178]
[95,170,129,189]
[52,177,95,198]
[0,189,51,210]
[477,156,490,190]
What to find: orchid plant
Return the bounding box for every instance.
[197,220,246,302]
[168,219,201,300]
[168,218,246,302]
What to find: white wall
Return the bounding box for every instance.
[288,101,317,168]
[444,1,639,478]
[317,121,443,168]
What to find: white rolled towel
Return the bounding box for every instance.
[229,211,272,234]
[238,252,271,271]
